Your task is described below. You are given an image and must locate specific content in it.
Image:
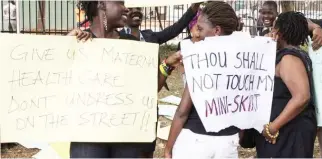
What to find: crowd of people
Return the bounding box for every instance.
[67,0,322,158]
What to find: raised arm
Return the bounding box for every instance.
[307,18,322,50]
[153,3,200,45]
[158,51,182,92]
[307,18,321,31]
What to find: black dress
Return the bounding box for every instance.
[255,48,317,158]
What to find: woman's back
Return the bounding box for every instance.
[256,47,317,158]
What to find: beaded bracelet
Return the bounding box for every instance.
[265,122,279,139]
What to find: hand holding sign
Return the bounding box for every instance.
[67,28,92,42]
[181,34,276,133]
[166,51,183,68]
[0,33,159,143]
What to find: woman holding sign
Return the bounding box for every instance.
[255,12,317,158]
[165,2,240,158]
[67,1,182,158]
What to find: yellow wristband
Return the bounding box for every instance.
[160,65,168,77]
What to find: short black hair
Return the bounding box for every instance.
[263,1,278,12]
[77,1,98,22]
[274,11,308,46]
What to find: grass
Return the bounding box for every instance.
[1,45,321,158]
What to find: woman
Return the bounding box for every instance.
[68,1,181,158]
[177,9,201,85]
[256,11,316,158]
[165,2,240,159]
[177,9,201,50]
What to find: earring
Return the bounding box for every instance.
[103,12,108,31]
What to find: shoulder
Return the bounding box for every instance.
[278,54,309,79]
[119,33,139,41]
[141,29,153,35]
[277,48,310,62]
[280,54,303,63]
[277,49,311,71]
[119,28,126,34]
[141,29,153,33]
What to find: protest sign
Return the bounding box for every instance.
[308,39,322,126]
[181,35,276,132]
[0,33,159,142]
[125,0,204,7]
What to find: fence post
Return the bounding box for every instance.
[155,7,163,30]
[280,1,295,13]
[37,1,45,34]
[16,0,20,34]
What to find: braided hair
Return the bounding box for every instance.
[274,11,308,46]
[202,1,238,35]
[77,1,98,22]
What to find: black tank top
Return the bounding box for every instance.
[183,105,240,136]
[271,48,316,124]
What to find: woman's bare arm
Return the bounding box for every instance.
[307,18,321,31]
[307,18,322,50]
[158,71,167,92]
[158,51,183,92]
[165,84,193,156]
[270,55,310,133]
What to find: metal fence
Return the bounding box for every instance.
[1,1,322,39]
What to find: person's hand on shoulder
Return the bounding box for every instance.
[312,27,322,50]
[67,28,92,42]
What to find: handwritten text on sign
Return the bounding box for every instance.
[0,34,159,142]
[181,35,276,132]
[308,38,322,126]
